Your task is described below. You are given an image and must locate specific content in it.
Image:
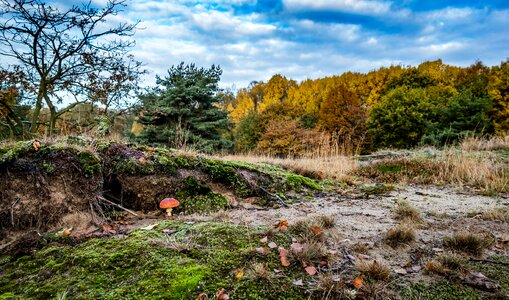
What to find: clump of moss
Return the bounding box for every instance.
[0,140,39,165]
[176,177,229,214]
[77,151,101,178]
[361,183,394,195]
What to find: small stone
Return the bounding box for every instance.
[394,268,408,275]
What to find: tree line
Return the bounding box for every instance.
[226,59,509,155]
[1,0,508,155]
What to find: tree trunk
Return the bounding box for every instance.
[30,96,43,134]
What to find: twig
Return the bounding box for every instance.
[259,187,289,207]
[96,195,139,217]
[469,257,509,266]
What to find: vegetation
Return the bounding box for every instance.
[133,63,232,152]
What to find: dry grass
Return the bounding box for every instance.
[443,231,495,256]
[480,208,509,222]
[358,136,509,194]
[356,260,391,281]
[246,263,270,280]
[437,252,466,271]
[217,154,357,180]
[460,136,509,151]
[393,200,423,223]
[385,225,416,247]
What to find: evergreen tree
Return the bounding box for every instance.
[136,63,232,152]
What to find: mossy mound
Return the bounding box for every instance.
[0,140,321,237]
[0,221,304,299]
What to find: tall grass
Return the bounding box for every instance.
[217,153,357,180]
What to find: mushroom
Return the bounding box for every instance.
[159,198,180,217]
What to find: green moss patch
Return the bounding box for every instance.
[0,221,304,300]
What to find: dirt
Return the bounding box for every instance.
[180,184,509,283]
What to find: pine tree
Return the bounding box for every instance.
[136,63,232,152]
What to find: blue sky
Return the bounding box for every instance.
[88,0,509,88]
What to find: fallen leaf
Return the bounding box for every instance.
[141,223,159,230]
[260,236,268,243]
[357,254,370,260]
[163,229,178,235]
[293,279,304,286]
[32,140,41,150]
[256,247,270,255]
[102,223,117,234]
[279,247,291,267]
[215,288,229,300]
[268,242,277,249]
[305,266,317,275]
[196,293,209,300]
[275,220,288,231]
[331,275,341,282]
[310,226,323,235]
[63,227,73,237]
[410,265,422,272]
[464,272,500,291]
[352,276,364,289]
[139,157,146,162]
[233,269,244,279]
[290,242,305,254]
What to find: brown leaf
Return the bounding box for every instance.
[63,227,73,237]
[464,272,500,291]
[32,140,41,151]
[256,247,270,255]
[310,226,323,235]
[352,276,364,289]
[215,288,229,300]
[196,293,209,300]
[260,236,268,243]
[268,242,277,249]
[305,266,317,275]
[279,247,290,267]
[275,220,288,231]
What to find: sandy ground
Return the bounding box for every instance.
[179,184,509,282]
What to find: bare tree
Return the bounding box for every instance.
[0,0,143,135]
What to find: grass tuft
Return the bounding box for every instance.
[385,225,416,247]
[443,232,495,256]
[356,260,391,281]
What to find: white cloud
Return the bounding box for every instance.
[191,11,276,36]
[283,0,392,16]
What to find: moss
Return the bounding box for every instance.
[361,183,395,195]
[284,173,320,191]
[200,159,250,197]
[0,221,305,300]
[400,281,481,300]
[469,255,509,292]
[0,140,38,165]
[176,177,229,214]
[77,151,101,178]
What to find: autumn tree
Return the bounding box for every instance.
[0,0,142,135]
[318,82,367,147]
[489,60,509,134]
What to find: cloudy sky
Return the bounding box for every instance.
[83,0,509,88]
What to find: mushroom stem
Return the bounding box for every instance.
[166,208,173,216]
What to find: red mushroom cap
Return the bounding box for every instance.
[160,198,180,209]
